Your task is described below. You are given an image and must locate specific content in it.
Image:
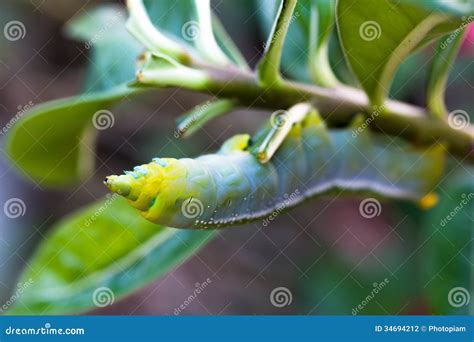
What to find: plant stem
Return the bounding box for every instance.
[193,0,232,66]
[256,0,298,86]
[427,30,466,119]
[138,63,474,163]
[126,0,189,63]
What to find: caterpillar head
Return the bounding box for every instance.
[104,158,177,213]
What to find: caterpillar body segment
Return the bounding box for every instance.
[105,108,444,229]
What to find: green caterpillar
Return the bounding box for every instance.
[105,104,444,229]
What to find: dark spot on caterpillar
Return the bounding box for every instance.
[149,198,156,208]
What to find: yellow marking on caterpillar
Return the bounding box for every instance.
[418,192,439,210]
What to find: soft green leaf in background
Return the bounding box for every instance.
[309,0,339,86]
[395,0,474,16]
[65,5,143,93]
[144,0,248,67]
[6,85,137,187]
[427,30,466,118]
[337,0,462,105]
[256,0,343,83]
[421,167,474,314]
[6,5,143,187]
[256,0,312,81]
[144,0,195,42]
[8,197,215,315]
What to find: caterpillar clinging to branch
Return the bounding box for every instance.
[105,103,444,229]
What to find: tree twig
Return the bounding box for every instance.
[137,63,474,163]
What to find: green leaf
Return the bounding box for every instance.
[144,0,195,41]
[257,0,299,86]
[143,0,247,68]
[309,0,339,86]
[6,5,143,187]
[5,85,137,187]
[212,16,250,70]
[8,197,215,315]
[427,30,466,118]
[176,99,236,137]
[65,4,142,93]
[421,168,474,314]
[337,0,462,105]
[394,0,474,16]
[257,0,313,82]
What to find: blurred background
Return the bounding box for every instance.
[0,0,473,315]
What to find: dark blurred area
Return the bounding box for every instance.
[0,0,473,315]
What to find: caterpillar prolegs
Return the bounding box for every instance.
[105,104,444,229]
